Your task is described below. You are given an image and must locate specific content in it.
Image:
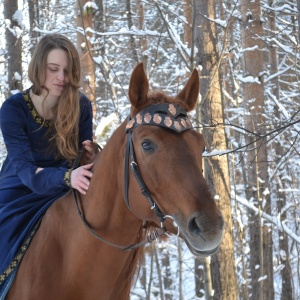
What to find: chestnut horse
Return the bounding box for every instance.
[7,63,224,299]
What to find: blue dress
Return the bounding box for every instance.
[0,88,93,281]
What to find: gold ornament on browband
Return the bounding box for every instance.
[126,103,193,133]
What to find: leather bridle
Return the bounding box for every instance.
[73,103,193,250]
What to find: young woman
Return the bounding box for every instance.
[0,34,96,281]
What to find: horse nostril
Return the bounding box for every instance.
[188,216,202,236]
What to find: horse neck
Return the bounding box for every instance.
[81,122,142,240]
[76,123,145,297]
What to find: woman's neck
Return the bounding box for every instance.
[30,89,58,120]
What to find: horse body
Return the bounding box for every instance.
[7,63,224,299]
[8,121,142,300]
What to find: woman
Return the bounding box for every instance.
[0,34,96,283]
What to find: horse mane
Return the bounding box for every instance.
[137,91,189,112]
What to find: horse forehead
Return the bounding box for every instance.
[133,125,204,148]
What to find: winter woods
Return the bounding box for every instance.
[1,0,300,299]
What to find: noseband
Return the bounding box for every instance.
[73,103,193,250]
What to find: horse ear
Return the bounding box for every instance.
[128,63,149,110]
[176,69,200,111]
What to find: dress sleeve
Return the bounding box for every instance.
[0,99,69,195]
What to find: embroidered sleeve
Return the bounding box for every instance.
[64,169,72,187]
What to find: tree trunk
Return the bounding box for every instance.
[297,0,300,43]
[28,0,40,55]
[162,250,172,300]
[93,0,108,107]
[154,247,165,300]
[182,0,192,49]
[126,0,139,64]
[4,0,23,94]
[220,2,250,297]
[195,1,238,299]
[267,2,293,299]
[240,1,274,299]
[136,0,148,69]
[76,0,96,115]
[177,239,183,300]
[194,257,205,298]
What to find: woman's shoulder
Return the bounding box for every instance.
[79,92,91,104]
[2,90,26,106]
[0,90,28,115]
[79,92,92,112]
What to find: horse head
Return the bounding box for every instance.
[125,63,224,257]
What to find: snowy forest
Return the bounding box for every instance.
[1,0,300,299]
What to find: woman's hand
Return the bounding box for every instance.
[71,163,93,194]
[80,140,98,165]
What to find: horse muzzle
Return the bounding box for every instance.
[173,210,224,257]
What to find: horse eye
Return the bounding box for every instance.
[141,140,155,152]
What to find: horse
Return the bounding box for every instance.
[6,63,224,299]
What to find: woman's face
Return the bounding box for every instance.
[43,48,69,98]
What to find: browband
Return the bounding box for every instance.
[125,103,193,133]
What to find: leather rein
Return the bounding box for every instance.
[72,103,193,250]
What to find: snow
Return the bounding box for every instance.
[12,10,23,27]
[1,1,300,298]
[95,112,119,137]
[14,72,21,81]
[83,1,98,11]
[235,195,300,245]
[236,74,261,84]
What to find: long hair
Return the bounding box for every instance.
[28,33,81,161]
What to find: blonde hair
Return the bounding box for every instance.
[28,33,81,161]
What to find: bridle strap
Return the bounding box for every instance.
[124,129,166,223]
[124,126,131,210]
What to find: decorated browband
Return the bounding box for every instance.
[126,103,193,133]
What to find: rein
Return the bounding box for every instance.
[72,103,192,250]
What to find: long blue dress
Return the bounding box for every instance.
[0,88,93,283]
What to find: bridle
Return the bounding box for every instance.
[73,103,193,250]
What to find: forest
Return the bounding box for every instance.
[0,0,300,299]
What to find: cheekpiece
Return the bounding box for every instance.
[126,103,193,133]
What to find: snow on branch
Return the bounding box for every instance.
[236,74,261,84]
[33,26,168,38]
[267,38,298,58]
[262,3,297,14]
[236,196,300,244]
[265,65,294,83]
[153,2,190,67]
[267,90,300,132]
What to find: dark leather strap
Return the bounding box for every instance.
[124,128,166,222]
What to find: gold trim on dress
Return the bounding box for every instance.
[23,89,51,128]
[0,220,41,284]
[64,169,72,187]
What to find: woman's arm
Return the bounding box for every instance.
[0,99,71,195]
